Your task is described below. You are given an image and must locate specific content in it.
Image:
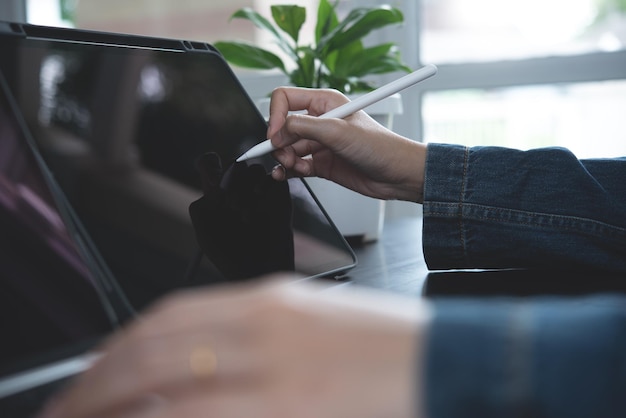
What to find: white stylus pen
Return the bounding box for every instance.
[235,63,438,162]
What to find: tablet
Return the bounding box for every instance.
[0,22,356,311]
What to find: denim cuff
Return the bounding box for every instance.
[422,143,470,269]
[421,143,626,272]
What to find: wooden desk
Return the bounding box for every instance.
[343,216,429,297]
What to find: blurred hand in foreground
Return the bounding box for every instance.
[40,277,431,418]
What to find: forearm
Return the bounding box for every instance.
[424,295,626,418]
[422,143,626,272]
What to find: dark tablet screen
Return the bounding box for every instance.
[0,24,356,311]
[0,71,117,375]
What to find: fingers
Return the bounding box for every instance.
[40,279,299,418]
[265,87,374,184]
[43,328,260,418]
[43,369,264,418]
[269,128,328,180]
[270,163,311,182]
[132,388,262,418]
[267,87,348,135]
[271,113,348,153]
[73,384,266,418]
[38,279,429,418]
[267,87,349,148]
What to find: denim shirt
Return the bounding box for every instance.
[421,144,626,418]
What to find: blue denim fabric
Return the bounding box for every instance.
[426,296,626,418]
[422,144,626,273]
[421,144,626,418]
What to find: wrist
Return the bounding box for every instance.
[394,139,427,203]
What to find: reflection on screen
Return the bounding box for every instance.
[0,76,115,370]
[0,32,355,311]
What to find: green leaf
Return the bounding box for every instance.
[323,49,339,74]
[290,48,316,87]
[322,6,404,54]
[334,43,410,78]
[326,39,364,76]
[320,73,350,92]
[315,0,338,45]
[231,8,282,40]
[355,56,412,76]
[594,0,626,25]
[347,79,376,94]
[320,73,375,93]
[214,41,286,73]
[230,7,297,61]
[316,7,365,53]
[298,46,318,87]
[271,5,306,44]
[363,62,410,77]
[60,0,76,22]
[220,3,412,91]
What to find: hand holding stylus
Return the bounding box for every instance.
[267,77,433,204]
[236,64,437,162]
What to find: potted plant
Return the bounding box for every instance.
[214,0,412,94]
[215,0,412,242]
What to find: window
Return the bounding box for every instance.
[424,81,626,158]
[419,0,626,158]
[422,0,625,63]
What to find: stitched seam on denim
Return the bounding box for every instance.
[427,203,626,241]
[459,147,470,264]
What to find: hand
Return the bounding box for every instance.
[39,278,431,418]
[267,87,427,203]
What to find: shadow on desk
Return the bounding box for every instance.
[423,269,626,298]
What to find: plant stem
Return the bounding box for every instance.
[315,63,323,89]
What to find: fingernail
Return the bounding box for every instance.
[271,164,286,180]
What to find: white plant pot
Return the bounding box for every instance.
[256,93,403,242]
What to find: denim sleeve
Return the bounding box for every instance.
[422,143,626,273]
[425,295,626,418]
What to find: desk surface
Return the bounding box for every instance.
[344,216,428,297]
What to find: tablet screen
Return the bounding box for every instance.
[0,25,356,311]
[0,72,117,375]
